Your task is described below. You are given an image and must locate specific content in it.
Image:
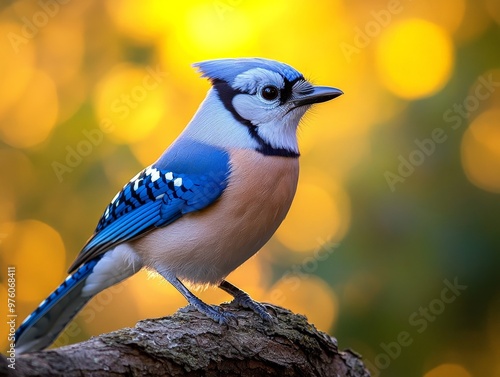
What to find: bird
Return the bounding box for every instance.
[15,57,343,354]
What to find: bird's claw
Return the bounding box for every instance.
[231,294,275,324]
[210,304,238,326]
[188,303,238,326]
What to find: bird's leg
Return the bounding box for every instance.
[218,280,274,323]
[162,274,236,325]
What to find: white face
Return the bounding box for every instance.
[230,68,315,154]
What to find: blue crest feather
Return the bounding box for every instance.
[193,58,303,84]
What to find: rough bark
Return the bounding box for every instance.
[3,304,370,377]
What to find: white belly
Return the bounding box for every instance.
[131,149,299,286]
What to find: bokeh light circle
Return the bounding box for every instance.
[4,220,66,303]
[0,70,59,148]
[423,363,472,377]
[93,64,167,144]
[461,109,500,193]
[276,183,335,252]
[375,19,454,99]
[265,275,338,332]
[276,178,349,252]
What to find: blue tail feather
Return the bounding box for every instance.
[15,256,103,354]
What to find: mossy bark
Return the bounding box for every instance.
[4,304,371,377]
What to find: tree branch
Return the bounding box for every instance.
[5,304,370,377]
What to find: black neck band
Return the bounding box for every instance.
[211,80,300,158]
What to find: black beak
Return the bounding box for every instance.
[292,86,343,107]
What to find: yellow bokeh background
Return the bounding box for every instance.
[0,1,498,376]
[375,18,454,99]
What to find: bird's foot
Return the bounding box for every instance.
[230,292,275,323]
[163,275,237,325]
[218,280,275,323]
[188,299,237,325]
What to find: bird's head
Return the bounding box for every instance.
[193,58,343,157]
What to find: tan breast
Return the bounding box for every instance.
[132,149,299,286]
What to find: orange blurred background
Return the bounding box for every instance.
[0,1,499,376]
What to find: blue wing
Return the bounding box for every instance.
[68,140,230,272]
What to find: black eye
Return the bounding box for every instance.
[260,85,279,101]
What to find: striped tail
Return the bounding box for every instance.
[15,243,142,354]
[14,257,104,354]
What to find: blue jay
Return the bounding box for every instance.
[15,58,342,354]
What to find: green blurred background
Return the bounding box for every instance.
[0,1,499,376]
